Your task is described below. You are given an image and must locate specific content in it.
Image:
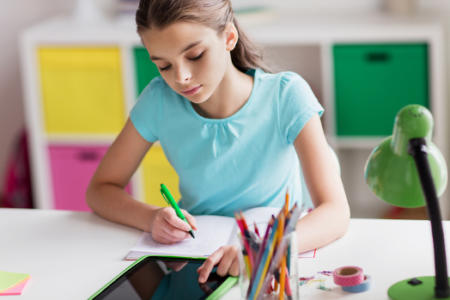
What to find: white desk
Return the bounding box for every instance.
[1,208,449,299]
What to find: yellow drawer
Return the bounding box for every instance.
[141,144,180,207]
[39,47,126,134]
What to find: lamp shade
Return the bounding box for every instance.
[364,105,447,207]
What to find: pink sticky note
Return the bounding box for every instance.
[0,277,30,296]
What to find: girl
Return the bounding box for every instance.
[86,0,350,284]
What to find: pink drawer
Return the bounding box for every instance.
[48,145,132,211]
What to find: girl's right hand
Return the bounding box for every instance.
[150,207,197,244]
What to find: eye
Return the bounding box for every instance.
[159,65,171,71]
[189,52,204,61]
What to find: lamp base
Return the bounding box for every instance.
[388,276,450,300]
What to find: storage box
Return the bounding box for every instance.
[333,43,429,136]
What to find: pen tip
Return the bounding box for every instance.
[189,230,195,239]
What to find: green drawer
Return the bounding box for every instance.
[133,46,161,96]
[333,43,429,136]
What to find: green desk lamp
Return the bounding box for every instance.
[364,104,449,299]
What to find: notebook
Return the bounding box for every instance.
[125,206,316,260]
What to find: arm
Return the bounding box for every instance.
[294,114,350,252]
[86,119,156,231]
[86,119,196,242]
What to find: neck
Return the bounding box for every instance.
[194,65,253,119]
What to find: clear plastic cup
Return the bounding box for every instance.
[237,223,299,300]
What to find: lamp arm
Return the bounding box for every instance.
[408,138,449,298]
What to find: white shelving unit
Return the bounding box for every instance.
[20,12,448,218]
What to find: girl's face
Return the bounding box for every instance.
[141,22,233,104]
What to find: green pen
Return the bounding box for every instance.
[160,183,195,239]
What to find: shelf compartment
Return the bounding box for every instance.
[39,47,126,134]
[133,46,160,96]
[333,43,429,137]
[48,145,132,211]
[141,144,180,207]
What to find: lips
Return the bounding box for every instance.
[181,85,201,96]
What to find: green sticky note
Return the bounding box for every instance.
[0,270,30,292]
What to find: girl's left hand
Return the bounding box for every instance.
[197,245,240,283]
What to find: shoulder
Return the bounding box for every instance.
[278,71,311,95]
[130,77,180,142]
[255,69,305,84]
[254,70,310,97]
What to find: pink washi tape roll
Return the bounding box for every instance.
[333,266,364,287]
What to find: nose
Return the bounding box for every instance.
[174,65,191,84]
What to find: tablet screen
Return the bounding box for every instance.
[93,257,230,300]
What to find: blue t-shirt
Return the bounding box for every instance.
[130,69,323,216]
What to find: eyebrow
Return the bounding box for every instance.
[150,40,202,61]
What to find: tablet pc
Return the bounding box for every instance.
[89,255,238,300]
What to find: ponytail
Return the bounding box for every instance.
[231,17,271,73]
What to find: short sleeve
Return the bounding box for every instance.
[278,72,324,144]
[129,77,164,142]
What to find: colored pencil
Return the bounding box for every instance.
[247,217,279,300]
[284,190,290,216]
[251,216,275,279]
[235,213,254,270]
[255,212,285,299]
[257,224,293,297]
[279,256,286,300]
[284,265,292,297]
[254,221,261,238]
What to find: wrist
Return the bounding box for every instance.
[143,205,160,233]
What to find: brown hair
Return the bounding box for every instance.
[135,0,270,73]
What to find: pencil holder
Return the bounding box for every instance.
[237,224,299,300]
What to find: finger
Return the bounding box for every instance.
[158,237,177,245]
[153,222,186,244]
[160,220,190,242]
[182,210,197,230]
[163,209,192,232]
[198,247,225,283]
[153,215,189,243]
[216,247,238,276]
[151,210,189,243]
[230,257,240,277]
[161,219,189,238]
[152,230,178,244]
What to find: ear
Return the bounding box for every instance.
[224,22,238,51]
